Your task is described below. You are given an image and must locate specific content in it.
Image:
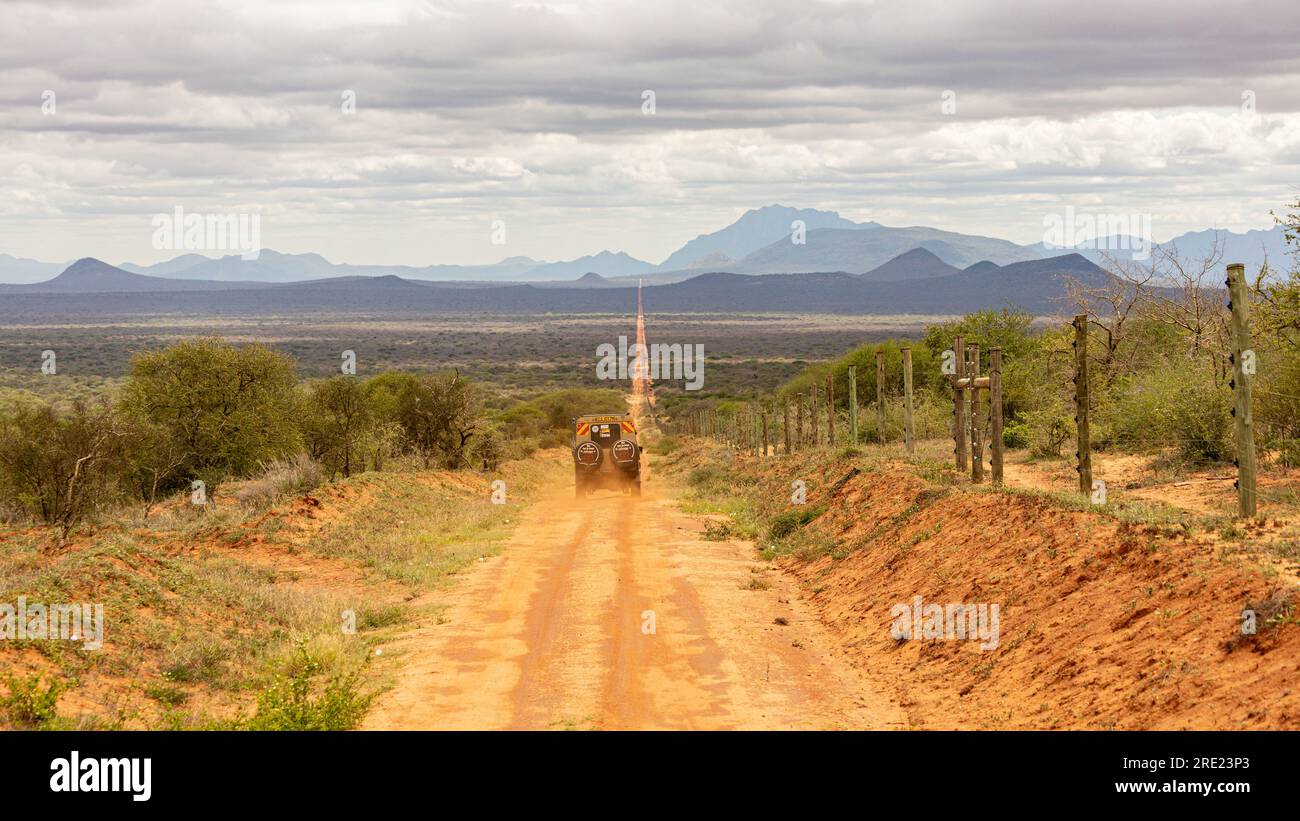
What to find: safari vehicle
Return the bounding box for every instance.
[572,413,641,497]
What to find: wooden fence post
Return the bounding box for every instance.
[782,400,791,454]
[797,395,805,450]
[953,335,967,471]
[1073,314,1091,496]
[1227,263,1257,517]
[810,390,819,447]
[969,343,983,483]
[762,406,770,458]
[902,346,915,454]
[876,348,886,444]
[826,374,835,446]
[848,366,858,445]
[989,347,1004,484]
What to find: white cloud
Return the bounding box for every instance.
[1,0,1298,264]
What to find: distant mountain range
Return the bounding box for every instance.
[2,204,1290,289]
[1029,224,1295,273]
[0,251,1130,319]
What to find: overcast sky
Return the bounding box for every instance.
[2,0,1299,266]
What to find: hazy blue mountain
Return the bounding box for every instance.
[119,253,216,276]
[152,250,369,282]
[963,260,1002,276]
[533,271,631,289]
[413,256,548,281]
[1156,226,1293,278]
[1033,225,1293,279]
[736,224,1043,274]
[859,247,962,281]
[0,254,70,284]
[657,205,864,270]
[2,252,1123,317]
[521,250,655,279]
[0,258,273,293]
[10,210,1288,287]
[124,248,657,283]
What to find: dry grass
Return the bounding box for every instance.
[0,453,566,729]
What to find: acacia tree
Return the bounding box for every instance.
[1065,252,1155,381]
[367,371,483,468]
[121,419,191,518]
[118,338,301,500]
[301,377,376,478]
[1138,243,1232,382]
[0,399,127,545]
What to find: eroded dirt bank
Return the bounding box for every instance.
[656,442,1300,729]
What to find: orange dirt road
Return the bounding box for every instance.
[363,458,904,730]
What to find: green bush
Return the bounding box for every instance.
[247,647,370,731]
[650,436,681,456]
[687,465,730,490]
[0,398,125,537]
[144,682,190,707]
[496,388,626,450]
[365,371,483,468]
[2,673,66,727]
[1024,410,1072,458]
[119,338,301,494]
[768,506,825,539]
[1276,438,1300,469]
[1103,366,1232,464]
[1002,418,1031,449]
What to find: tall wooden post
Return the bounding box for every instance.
[826,374,835,446]
[782,400,791,454]
[1073,314,1091,496]
[902,346,915,454]
[989,347,1004,484]
[810,390,819,447]
[1227,263,1257,517]
[969,344,983,483]
[953,336,967,472]
[875,349,886,444]
[761,406,770,458]
[797,396,805,450]
[848,366,858,445]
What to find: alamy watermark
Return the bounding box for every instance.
[596,335,704,391]
[151,206,261,260]
[1,597,104,650]
[890,595,1000,651]
[1042,206,1152,261]
[50,751,151,802]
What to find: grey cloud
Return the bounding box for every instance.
[1,0,1299,264]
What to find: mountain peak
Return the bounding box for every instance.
[859,246,962,282]
[962,260,1002,275]
[60,257,130,279]
[659,205,862,270]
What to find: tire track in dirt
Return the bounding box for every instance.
[364,452,905,730]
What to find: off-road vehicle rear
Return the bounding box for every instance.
[572,413,641,497]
